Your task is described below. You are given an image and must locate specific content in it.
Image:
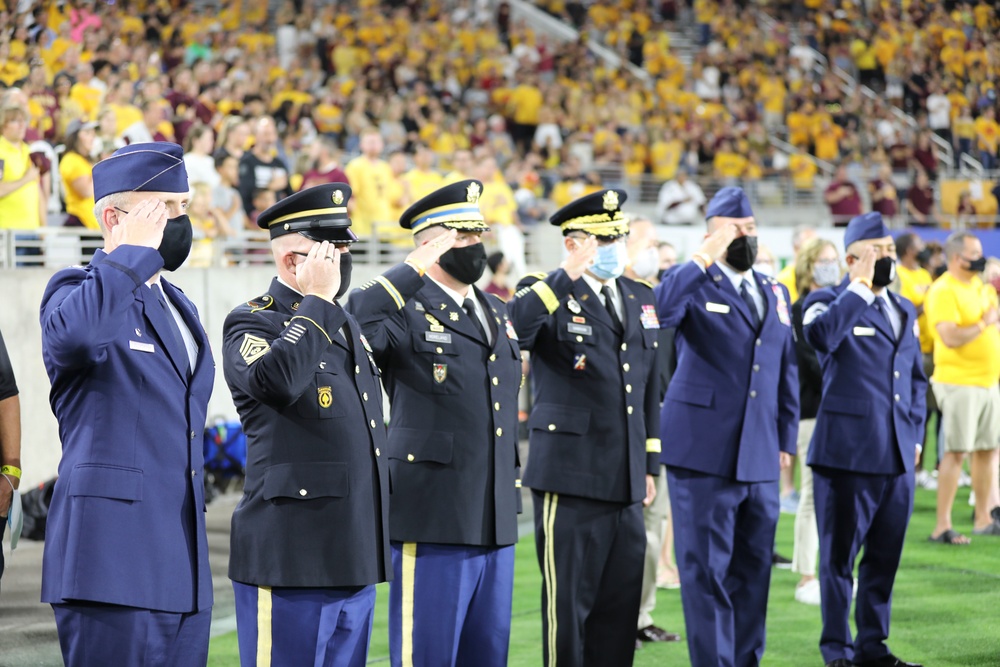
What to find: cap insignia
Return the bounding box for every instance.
[332,189,344,205]
[602,190,619,211]
[466,182,481,203]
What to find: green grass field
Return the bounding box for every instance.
[207,483,1000,666]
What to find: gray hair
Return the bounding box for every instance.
[93,192,133,234]
[792,225,817,250]
[944,232,977,261]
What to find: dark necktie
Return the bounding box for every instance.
[873,297,896,338]
[463,298,488,343]
[602,285,623,333]
[150,284,191,374]
[740,279,760,330]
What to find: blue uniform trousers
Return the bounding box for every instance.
[812,467,914,664]
[389,541,515,667]
[52,602,211,667]
[668,467,779,667]
[233,581,375,667]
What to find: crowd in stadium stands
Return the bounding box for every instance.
[3,0,1000,260]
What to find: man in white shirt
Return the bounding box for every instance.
[656,171,707,225]
[926,84,952,144]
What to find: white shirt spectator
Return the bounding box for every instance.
[183,152,221,189]
[790,44,816,71]
[694,66,721,100]
[121,121,154,145]
[926,93,951,131]
[656,176,707,225]
[533,123,563,150]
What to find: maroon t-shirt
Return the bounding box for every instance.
[907,185,934,215]
[870,179,898,216]
[825,180,863,218]
[301,166,349,190]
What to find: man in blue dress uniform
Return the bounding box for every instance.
[803,212,925,667]
[223,184,409,667]
[654,186,799,667]
[39,142,215,666]
[508,188,661,666]
[345,179,523,667]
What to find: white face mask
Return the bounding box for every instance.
[753,262,775,277]
[630,246,659,280]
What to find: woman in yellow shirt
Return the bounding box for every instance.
[59,119,99,230]
[0,105,42,230]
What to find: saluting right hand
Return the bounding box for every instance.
[848,245,877,284]
[407,228,459,269]
[561,234,598,281]
[111,197,167,251]
[698,221,739,261]
[296,240,342,302]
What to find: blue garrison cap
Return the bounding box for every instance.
[705,186,754,220]
[92,142,189,202]
[843,212,890,250]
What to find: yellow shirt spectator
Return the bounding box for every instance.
[776,264,798,304]
[344,156,396,238]
[0,136,41,229]
[479,180,518,228]
[69,83,102,120]
[59,151,98,230]
[925,272,1000,387]
[975,115,1000,154]
[897,263,935,354]
[400,168,443,203]
[789,153,817,189]
[713,151,746,179]
[508,83,543,126]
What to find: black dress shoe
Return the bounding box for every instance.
[772,551,793,569]
[637,625,682,642]
[825,660,852,667]
[854,654,923,667]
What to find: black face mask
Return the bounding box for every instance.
[159,215,193,271]
[872,256,896,287]
[965,256,987,273]
[439,242,488,285]
[336,252,352,299]
[915,248,932,265]
[725,235,758,272]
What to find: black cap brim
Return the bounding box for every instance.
[298,228,359,244]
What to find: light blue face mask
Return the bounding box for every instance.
[590,241,629,281]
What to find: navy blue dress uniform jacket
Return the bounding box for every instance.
[223,278,391,587]
[655,262,799,481]
[803,280,927,473]
[40,246,215,613]
[508,269,660,503]
[345,264,522,547]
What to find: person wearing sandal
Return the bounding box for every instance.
[803,213,926,667]
[924,231,1000,544]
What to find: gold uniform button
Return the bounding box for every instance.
[548,424,556,431]
[299,489,307,496]
[626,384,632,393]
[375,448,381,456]
[363,392,369,401]
[436,347,443,354]
[627,406,634,414]
[623,363,630,372]
[621,343,627,351]
[496,427,503,437]
[355,365,361,374]
[407,454,415,462]
[370,419,377,428]
[489,354,496,362]
[494,402,501,411]
[492,377,499,386]
[576,335,583,342]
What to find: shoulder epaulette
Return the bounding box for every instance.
[247,294,275,313]
[632,278,654,290]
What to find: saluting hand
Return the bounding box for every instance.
[698,221,739,261]
[561,234,598,281]
[297,240,342,302]
[407,228,458,270]
[849,245,877,284]
[110,198,167,251]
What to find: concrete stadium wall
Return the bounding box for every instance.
[0,220,845,486]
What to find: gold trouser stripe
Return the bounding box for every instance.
[646,438,662,453]
[374,275,405,309]
[531,281,560,314]
[402,542,418,667]
[543,493,559,666]
[289,315,332,344]
[257,586,273,667]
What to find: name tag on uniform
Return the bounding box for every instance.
[567,323,593,336]
[424,331,452,344]
[129,340,154,353]
[705,302,731,314]
[853,327,876,337]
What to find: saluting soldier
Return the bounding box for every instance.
[345,179,523,667]
[507,189,660,667]
[223,184,390,667]
[654,187,799,667]
[803,212,925,667]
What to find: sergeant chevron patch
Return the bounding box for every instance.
[240,333,270,365]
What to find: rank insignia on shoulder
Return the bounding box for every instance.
[433,363,447,383]
[318,386,333,408]
[449,312,460,322]
[573,353,587,370]
[567,298,582,314]
[414,302,425,312]
[239,333,270,365]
